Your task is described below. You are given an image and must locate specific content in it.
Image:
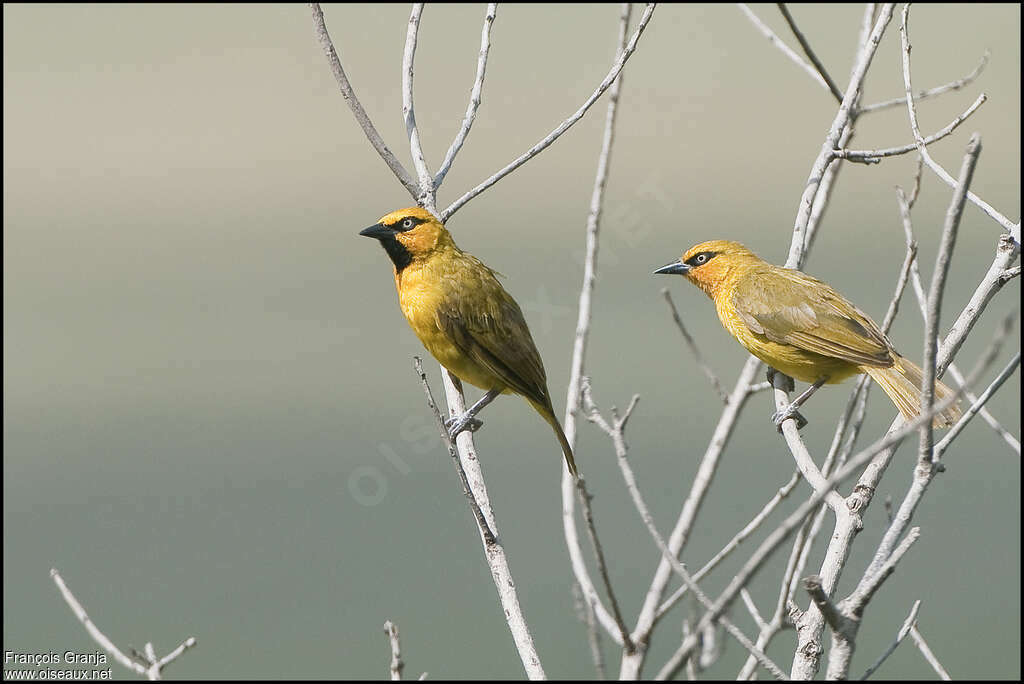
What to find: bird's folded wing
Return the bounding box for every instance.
[435,286,551,406]
[730,269,894,367]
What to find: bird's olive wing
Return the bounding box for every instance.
[435,261,551,406]
[731,268,894,367]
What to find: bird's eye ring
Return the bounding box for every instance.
[696,254,707,264]
[402,218,414,229]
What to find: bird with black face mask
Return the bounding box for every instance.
[360,207,577,477]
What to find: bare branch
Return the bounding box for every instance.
[899,5,1019,242]
[582,384,787,680]
[858,50,989,113]
[434,4,497,188]
[858,600,922,680]
[802,575,852,638]
[846,529,920,617]
[919,133,981,465]
[572,583,608,680]
[441,3,656,221]
[777,4,844,103]
[51,569,196,680]
[560,1,636,648]
[383,621,405,680]
[413,357,495,545]
[934,351,1020,458]
[414,359,546,678]
[576,476,637,652]
[402,4,435,210]
[656,471,801,623]
[835,93,986,163]
[909,623,952,680]
[309,3,418,196]
[897,188,1021,455]
[737,4,835,97]
[621,355,763,679]
[787,3,895,269]
[662,289,729,402]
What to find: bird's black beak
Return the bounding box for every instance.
[359,223,395,240]
[653,260,690,276]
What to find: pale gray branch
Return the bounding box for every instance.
[909,623,952,679]
[309,3,418,196]
[402,4,435,212]
[383,621,405,680]
[835,93,986,163]
[899,5,1019,242]
[51,569,196,680]
[560,1,635,649]
[786,3,895,269]
[858,600,921,679]
[441,3,656,221]
[737,4,835,96]
[662,289,729,402]
[777,3,844,102]
[919,133,980,466]
[434,4,497,188]
[858,49,989,113]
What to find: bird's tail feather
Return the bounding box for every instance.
[864,357,962,428]
[531,398,578,477]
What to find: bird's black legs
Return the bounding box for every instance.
[769,371,827,431]
[446,388,502,438]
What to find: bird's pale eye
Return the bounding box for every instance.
[402,218,414,229]
[696,254,707,264]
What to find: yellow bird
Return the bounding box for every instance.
[360,207,577,476]
[655,240,962,429]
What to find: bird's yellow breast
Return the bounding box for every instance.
[395,259,508,392]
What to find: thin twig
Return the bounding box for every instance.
[415,360,546,679]
[441,3,656,221]
[560,1,636,648]
[919,133,981,465]
[310,3,418,196]
[934,351,1020,458]
[787,3,895,270]
[835,93,986,163]
[858,50,989,113]
[900,5,1019,242]
[576,476,637,653]
[572,583,608,680]
[383,621,405,680]
[655,471,801,624]
[777,4,844,103]
[737,4,835,97]
[621,355,762,679]
[582,385,788,680]
[909,624,952,679]
[434,3,497,188]
[414,357,495,545]
[51,569,196,680]
[662,289,729,402]
[402,4,435,212]
[858,600,921,679]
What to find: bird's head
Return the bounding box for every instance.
[359,207,452,271]
[654,240,758,296]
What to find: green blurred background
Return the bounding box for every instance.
[4,3,1019,679]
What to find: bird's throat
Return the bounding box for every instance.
[379,235,413,272]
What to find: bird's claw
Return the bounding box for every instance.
[766,368,794,393]
[445,413,484,439]
[772,405,808,432]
